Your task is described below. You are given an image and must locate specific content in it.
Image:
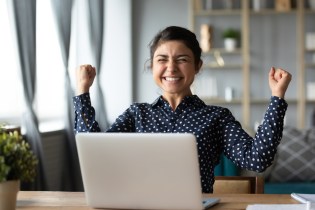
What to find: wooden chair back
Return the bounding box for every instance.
[213,176,264,194]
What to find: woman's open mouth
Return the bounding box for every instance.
[164,77,181,82]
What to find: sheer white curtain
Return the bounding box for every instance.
[36,0,66,131]
[3,0,69,190]
[0,1,66,132]
[0,0,132,191]
[88,0,109,130]
[0,1,23,124]
[51,0,85,191]
[7,0,48,190]
[0,0,132,128]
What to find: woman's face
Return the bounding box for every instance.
[152,40,200,98]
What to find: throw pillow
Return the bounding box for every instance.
[266,127,315,182]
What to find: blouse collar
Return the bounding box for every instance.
[151,95,206,111]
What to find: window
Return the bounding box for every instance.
[36,0,66,131]
[0,0,132,131]
[0,1,23,124]
[0,1,66,132]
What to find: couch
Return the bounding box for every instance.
[215,127,315,194]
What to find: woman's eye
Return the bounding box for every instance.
[177,58,187,63]
[157,59,167,62]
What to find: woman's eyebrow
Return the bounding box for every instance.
[155,54,191,58]
[177,54,190,58]
[155,54,168,58]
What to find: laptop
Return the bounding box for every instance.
[75,133,220,210]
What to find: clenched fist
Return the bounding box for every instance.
[269,67,292,99]
[76,64,96,95]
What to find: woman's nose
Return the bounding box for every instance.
[166,60,177,72]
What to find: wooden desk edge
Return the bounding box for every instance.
[17,191,299,209]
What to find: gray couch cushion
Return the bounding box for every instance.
[266,127,315,182]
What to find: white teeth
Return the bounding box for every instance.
[165,77,180,81]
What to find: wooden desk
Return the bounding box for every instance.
[17,191,299,210]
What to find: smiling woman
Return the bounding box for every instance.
[73,25,292,194]
[152,40,199,109]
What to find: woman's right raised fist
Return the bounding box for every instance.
[76,64,96,95]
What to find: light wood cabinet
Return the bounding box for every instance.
[190,0,315,130]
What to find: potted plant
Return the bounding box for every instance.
[0,124,38,210]
[222,28,240,52]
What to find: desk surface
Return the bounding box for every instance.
[17,191,299,210]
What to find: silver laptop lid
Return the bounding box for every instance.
[76,133,205,210]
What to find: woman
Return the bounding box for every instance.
[73,26,292,193]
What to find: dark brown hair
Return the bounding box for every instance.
[148,26,202,68]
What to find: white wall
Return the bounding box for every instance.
[102,0,132,123]
[132,0,189,103]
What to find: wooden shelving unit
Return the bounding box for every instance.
[190,0,315,130]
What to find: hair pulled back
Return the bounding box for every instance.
[148,26,202,68]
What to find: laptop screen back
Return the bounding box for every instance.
[76,133,205,210]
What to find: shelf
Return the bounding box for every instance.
[196,9,305,16]
[305,49,315,52]
[305,63,315,68]
[201,97,242,105]
[202,48,242,55]
[195,9,241,16]
[202,48,242,69]
[203,64,242,69]
[250,98,298,104]
[305,9,315,14]
[203,98,299,105]
[249,9,297,15]
[190,0,314,129]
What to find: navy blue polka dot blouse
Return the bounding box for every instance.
[73,93,287,193]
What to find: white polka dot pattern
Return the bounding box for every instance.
[73,93,288,193]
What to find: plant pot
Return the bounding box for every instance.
[0,180,20,210]
[224,38,237,52]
